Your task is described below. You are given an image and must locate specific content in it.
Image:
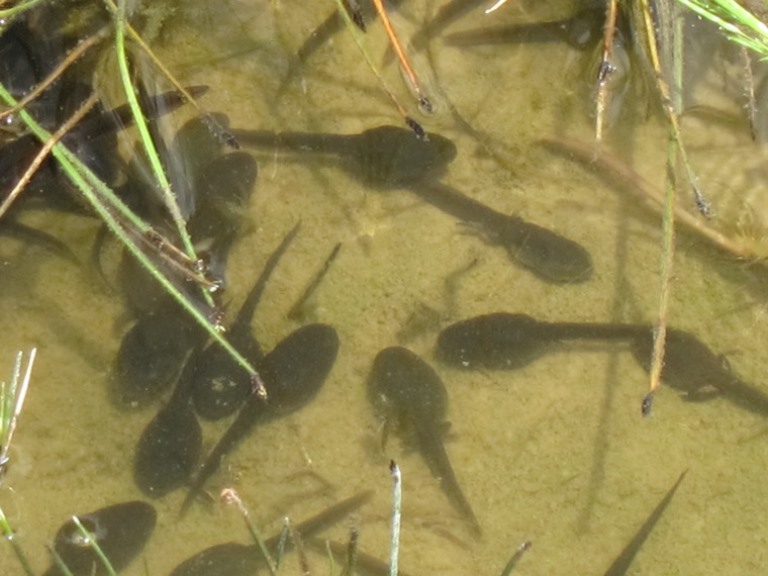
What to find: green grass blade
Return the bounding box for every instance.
[676,0,768,58]
[108,0,204,275]
[0,82,266,397]
[71,516,118,576]
[0,505,35,576]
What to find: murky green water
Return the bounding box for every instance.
[3,1,768,575]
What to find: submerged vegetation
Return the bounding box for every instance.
[3,0,768,574]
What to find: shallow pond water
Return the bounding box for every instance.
[3,2,768,575]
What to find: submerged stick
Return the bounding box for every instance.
[539,137,757,260]
[0,92,98,219]
[644,119,680,417]
[331,0,425,137]
[0,26,109,124]
[594,0,620,144]
[371,0,433,113]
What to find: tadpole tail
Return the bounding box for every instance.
[265,490,374,550]
[228,221,301,348]
[230,129,354,157]
[720,378,768,417]
[419,425,482,537]
[179,400,267,518]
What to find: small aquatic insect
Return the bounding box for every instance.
[43,501,156,576]
[368,346,481,535]
[180,323,340,515]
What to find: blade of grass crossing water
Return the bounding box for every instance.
[0,83,266,398]
[0,505,35,576]
[71,516,118,576]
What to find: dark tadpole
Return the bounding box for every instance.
[419,182,592,284]
[631,329,768,416]
[369,346,481,536]
[180,323,340,516]
[191,222,300,420]
[231,125,457,190]
[186,151,258,280]
[0,85,210,217]
[170,491,372,576]
[111,299,206,408]
[438,314,768,417]
[134,348,203,498]
[436,313,644,370]
[43,501,156,576]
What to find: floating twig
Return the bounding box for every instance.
[331,0,425,137]
[594,0,620,144]
[539,137,757,261]
[371,0,433,113]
